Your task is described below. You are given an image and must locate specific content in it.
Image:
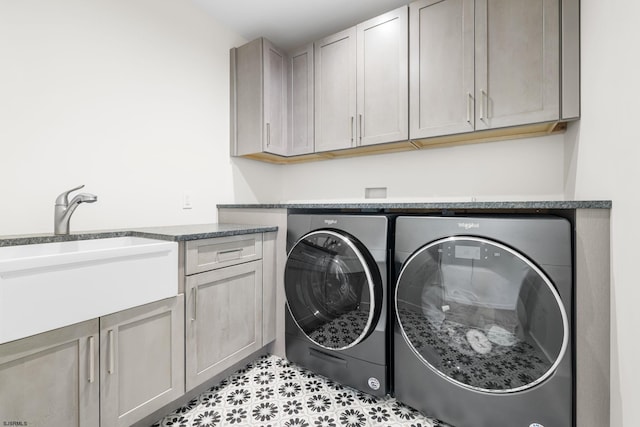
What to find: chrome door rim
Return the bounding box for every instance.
[394,235,569,394]
[286,229,378,351]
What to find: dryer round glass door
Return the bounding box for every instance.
[285,230,382,350]
[395,236,569,394]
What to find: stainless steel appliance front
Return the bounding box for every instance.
[284,214,389,396]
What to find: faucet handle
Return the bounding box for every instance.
[55,185,85,206]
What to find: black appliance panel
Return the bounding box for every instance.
[285,230,383,351]
[395,236,568,393]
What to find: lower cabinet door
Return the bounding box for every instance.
[186,260,263,391]
[100,295,185,427]
[0,319,100,427]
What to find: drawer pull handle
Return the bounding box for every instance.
[217,248,243,260]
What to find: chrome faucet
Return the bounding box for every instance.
[54,185,98,235]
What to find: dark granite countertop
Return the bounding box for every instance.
[217,200,612,210]
[131,223,278,241]
[0,223,278,247]
[1,200,610,247]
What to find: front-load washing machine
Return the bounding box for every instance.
[284,214,389,396]
[393,215,573,427]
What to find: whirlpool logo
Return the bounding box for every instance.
[324,219,338,225]
[458,222,480,230]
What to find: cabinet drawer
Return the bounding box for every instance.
[185,234,262,275]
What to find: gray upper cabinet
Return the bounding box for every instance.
[231,38,288,157]
[475,0,560,130]
[410,0,564,139]
[264,39,288,154]
[0,320,100,427]
[410,0,475,139]
[314,27,357,152]
[315,7,408,152]
[232,0,578,161]
[288,44,315,155]
[357,7,409,147]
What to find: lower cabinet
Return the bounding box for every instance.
[185,260,263,391]
[100,295,185,427]
[0,232,274,426]
[0,319,100,427]
[0,295,184,427]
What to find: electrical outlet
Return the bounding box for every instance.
[365,187,387,199]
[182,192,193,209]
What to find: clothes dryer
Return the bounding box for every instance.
[284,214,389,396]
[393,215,573,426]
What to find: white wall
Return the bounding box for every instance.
[1,0,638,425]
[0,0,282,236]
[282,134,566,202]
[569,1,640,426]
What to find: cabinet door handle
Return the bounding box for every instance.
[108,329,115,374]
[266,123,271,147]
[88,336,95,383]
[350,116,354,144]
[466,92,473,126]
[480,90,487,123]
[359,114,363,145]
[192,287,198,322]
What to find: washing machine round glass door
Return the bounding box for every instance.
[285,230,382,351]
[395,236,569,394]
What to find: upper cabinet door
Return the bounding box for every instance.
[263,39,288,155]
[409,0,474,139]
[475,0,560,129]
[288,44,315,155]
[232,38,262,157]
[314,27,357,152]
[231,38,288,157]
[357,6,408,147]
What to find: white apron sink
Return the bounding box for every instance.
[0,237,178,344]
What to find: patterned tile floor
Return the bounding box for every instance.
[152,354,449,427]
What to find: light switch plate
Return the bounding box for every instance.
[182,192,193,209]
